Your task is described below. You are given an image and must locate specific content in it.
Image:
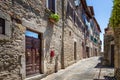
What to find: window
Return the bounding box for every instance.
[66,3,70,17]
[73,12,76,23]
[69,31,71,36]
[25,30,39,38]
[77,17,82,28]
[47,0,56,13]
[0,18,5,34]
[74,0,80,7]
[67,2,75,21]
[69,5,75,21]
[81,9,86,24]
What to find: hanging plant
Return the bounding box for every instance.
[49,13,60,23]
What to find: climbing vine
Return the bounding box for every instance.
[110,0,120,28]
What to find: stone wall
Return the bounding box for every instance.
[103,35,113,65]
[0,22,25,80]
[0,0,101,79]
[64,18,84,67]
[0,0,62,79]
[114,27,120,79]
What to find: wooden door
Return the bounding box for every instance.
[74,42,77,60]
[86,47,89,58]
[26,36,41,76]
[111,45,114,67]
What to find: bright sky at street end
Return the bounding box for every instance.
[86,0,113,52]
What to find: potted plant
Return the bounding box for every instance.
[49,13,60,23]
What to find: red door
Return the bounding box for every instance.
[26,36,41,76]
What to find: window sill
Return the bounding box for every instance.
[45,8,55,14]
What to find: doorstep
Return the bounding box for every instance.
[25,74,47,80]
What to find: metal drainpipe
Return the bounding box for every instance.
[61,0,65,69]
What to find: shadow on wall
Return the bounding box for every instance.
[93,79,105,80]
[94,76,116,80]
[93,57,116,80]
[94,56,114,68]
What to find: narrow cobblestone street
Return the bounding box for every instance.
[41,57,115,80]
[1,0,120,80]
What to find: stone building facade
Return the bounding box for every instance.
[92,17,101,56]
[61,0,101,68]
[0,0,63,80]
[86,7,101,57]
[63,0,85,67]
[103,25,114,66]
[0,0,101,80]
[113,27,120,79]
[104,25,120,79]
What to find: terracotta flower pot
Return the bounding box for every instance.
[49,18,56,24]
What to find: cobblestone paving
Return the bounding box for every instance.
[41,57,115,80]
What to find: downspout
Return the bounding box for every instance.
[61,0,65,69]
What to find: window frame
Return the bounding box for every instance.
[0,18,5,35]
[0,11,11,39]
[67,2,75,22]
[46,0,57,13]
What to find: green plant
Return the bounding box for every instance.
[49,13,60,22]
[109,0,120,28]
